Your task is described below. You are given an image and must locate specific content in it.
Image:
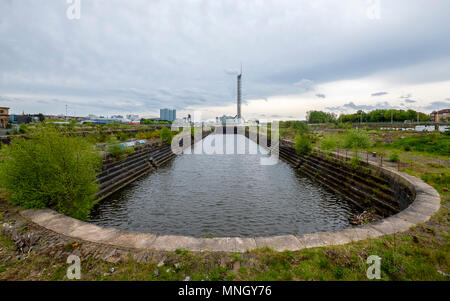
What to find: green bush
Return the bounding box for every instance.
[391,133,449,156]
[389,153,400,162]
[350,152,362,168]
[106,142,134,161]
[136,132,147,140]
[320,135,339,153]
[0,125,101,220]
[294,134,312,155]
[342,129,373,150]
[160,127,173,144]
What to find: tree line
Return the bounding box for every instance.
[306,109,431,124]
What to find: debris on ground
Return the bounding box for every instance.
[349,211,378,225]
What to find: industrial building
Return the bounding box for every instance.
[160,108,176,122]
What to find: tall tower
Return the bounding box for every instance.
[237,66,242,120]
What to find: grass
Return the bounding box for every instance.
[0,226,448,280]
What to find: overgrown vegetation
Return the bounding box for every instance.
[160,126,174,144]
[294,134,312,156]
[389,153,400,163]
[391,133,450,156]
[341,129,373,150]
[293,124,313,156]
[106,141,135,161]
[0,125,102,220]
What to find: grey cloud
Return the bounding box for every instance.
[1,0,450,116]
[325,101,398,112]
[423,100,450,111]
[316,94,326,99]
[371,92,388,97]
[293,79,315,92]
[400,94,412,99]
[404,99,417,103]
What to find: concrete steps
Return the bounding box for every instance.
[96,143,177,201]
[267,143,403,217]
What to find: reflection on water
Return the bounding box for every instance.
[89,134,360,237]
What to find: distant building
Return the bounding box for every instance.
[44,115,85,121]
[126,114,140,121]
[219,115,239,126]
[160,108,176,122]
[431,109,450,122]
[0,107,9,129]
[9,114,36,125]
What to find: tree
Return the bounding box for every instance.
[160,127,173,144]
[306,111,337,124]
[0,125,102,220]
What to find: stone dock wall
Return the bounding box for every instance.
[265,138,415,218]
[19,129,440,252]
[97,130,212,201]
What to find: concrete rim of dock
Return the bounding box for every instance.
[19,161,441,253]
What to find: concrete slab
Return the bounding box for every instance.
[254,235,302,251]
[152,235,203,251]
[69,223,119,243]
[415,193,441,207]
[36,214,84,236]
[199,237,237,252]
[407,196,440,216]
[394,208,430,225]
[337,226,384,242]
[370,216,414,235]
[21,209,62,224]
[297,231,352,249]
[108,231,157,249]
[235,237,257,252]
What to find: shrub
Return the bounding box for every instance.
[320,135,339,153]
[0,125,101,220]
[136,132,147,140]
[350,152,361,168]
[106,142,134,161]
[150,131,160,140]
[160,127,173,144]
[294,134,312,155]
[389,153,400,162]
[342,129,373,150]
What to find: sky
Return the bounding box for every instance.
[1,0,450,121]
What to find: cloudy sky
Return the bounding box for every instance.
[1,0,450,120]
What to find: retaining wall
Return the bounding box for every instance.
[97,130,212,201]
[264,139,415,218]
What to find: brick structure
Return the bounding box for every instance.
[430,109,450,122]
[0,107,9,129]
